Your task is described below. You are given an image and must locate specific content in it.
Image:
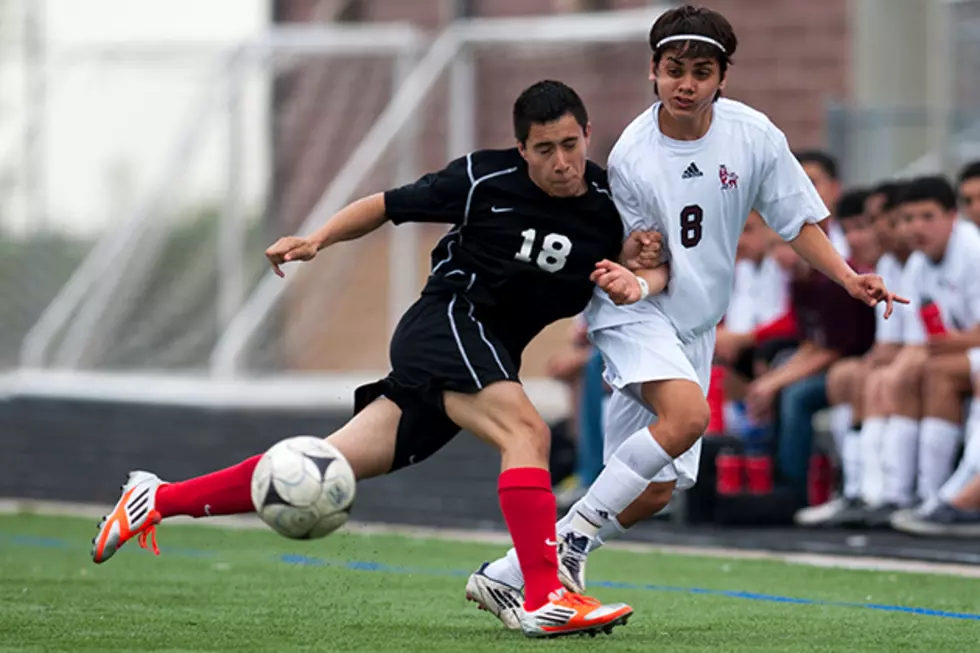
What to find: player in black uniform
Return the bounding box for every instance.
[90,80,665,638]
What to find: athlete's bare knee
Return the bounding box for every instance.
[498,409,551,460]
[654,398,710,456]
[446,383,551,463]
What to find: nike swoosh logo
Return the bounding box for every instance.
[491,206,513,213]
[545,538,558,547]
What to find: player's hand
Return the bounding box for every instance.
[621,231,663,271]
[591,259,642,305]
[843,273,909,319]
[266,236,319,278]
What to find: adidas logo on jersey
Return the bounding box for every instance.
[682,162,703,179]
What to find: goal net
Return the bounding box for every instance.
[8,7,664,417]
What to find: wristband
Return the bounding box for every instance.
[636,275,650,301]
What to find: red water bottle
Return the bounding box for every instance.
[807,454,833,506]
[920,296,947,337]
[706,365,726,436]
[716,447,744,496]
[745,454,774,495]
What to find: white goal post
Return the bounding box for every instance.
[9,6,666,417]
[209,6,667,378]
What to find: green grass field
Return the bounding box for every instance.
[1,514,978,652]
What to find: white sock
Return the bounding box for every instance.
[593,515,628,551]
[859,417,887,505]
[881,415,919,507]
[939,425,980,502]
[486,499,630,589]
[556,498,628,551]
[842,428,863,500]
[917,417,963,502]
[573,427,670,537]
[829,404,853,458]
[966,399,980,447]
[484,548,525,589]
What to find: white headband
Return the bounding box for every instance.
[655,34,726,54]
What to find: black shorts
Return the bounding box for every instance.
[353,293,521,471]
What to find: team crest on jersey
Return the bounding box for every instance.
[719,164,739,190]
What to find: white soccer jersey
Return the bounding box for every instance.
[903,219,980,345]
[725,256,789,334]
[586,99,829,338]
[874,252,907,344]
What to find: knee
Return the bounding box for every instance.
[663,397,711,443]
[889,371,921,400]
[497,409,552,460]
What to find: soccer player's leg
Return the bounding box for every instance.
[795,357,865,526]
[509,320,705,593]
[889,353,971,528]
[91,395,404,564]
[551,390,679,593]
[868,346,928,525]
[443,383,632,638]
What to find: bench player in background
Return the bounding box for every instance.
[468,5,906,624]
[869,176,980,527]
[90,80,667,639]
[795,181,912,527]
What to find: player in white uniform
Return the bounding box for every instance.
[465,5,904,627]
[795,182,912,527]
[874,178,980,526]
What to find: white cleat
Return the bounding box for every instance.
[557,531,591,594]
[465,562,525,630]
[519,588,632,638]
[91,471,165,564]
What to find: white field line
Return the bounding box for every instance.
[3,498,980,579]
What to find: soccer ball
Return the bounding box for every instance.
[251,436,356,539]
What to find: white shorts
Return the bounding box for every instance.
[969,348,980,378]
[590,316,716,491]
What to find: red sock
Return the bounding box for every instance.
[156,455,262,519]
[498,467,563,611]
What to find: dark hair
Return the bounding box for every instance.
[648,5,737,100]
[795,150,839,181]
[871,180,905,212]
[958,160,980,185]
[836,188,870,221]
[898,175,957,212]
[512,80,588,145]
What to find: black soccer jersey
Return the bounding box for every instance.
[383,148,624,355]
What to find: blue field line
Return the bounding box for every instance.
[278,553,980,622]
[3,532,979,622]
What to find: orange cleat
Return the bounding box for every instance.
[91,471,165,564]
[519,588,632,638]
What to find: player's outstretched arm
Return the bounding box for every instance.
[266,193,388,277]
[788,222,909,318]
[590,259,668,305]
